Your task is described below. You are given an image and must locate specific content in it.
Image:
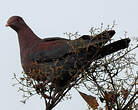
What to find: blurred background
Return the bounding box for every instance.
[0,0,138,110]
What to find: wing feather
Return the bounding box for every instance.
[30,30,115,63]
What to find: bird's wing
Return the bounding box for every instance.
[30,30,115,63]
[42,37,69,41]
[30,38,70,63]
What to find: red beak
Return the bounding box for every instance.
[5,23,9,27]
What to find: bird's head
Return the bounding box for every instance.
[6,16,27,32]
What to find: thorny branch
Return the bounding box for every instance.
[78,40,138,110]
[12,25,138,110]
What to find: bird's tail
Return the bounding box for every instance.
[94,38,130,60]
[69,30,115,52]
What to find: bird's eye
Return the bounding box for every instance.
[16,18,20,22]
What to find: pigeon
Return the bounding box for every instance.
[6,16,130,89]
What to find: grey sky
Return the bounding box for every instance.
[0,0,138,110]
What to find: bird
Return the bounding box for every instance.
[6,16,130,90]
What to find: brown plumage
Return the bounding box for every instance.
[6,16,130,89]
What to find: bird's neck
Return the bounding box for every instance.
[17,26,41,52]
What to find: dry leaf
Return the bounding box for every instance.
[120,88,129,99]
[79,91,99,109]
[20,77,25,81]
[105,105,108,110]
[104,92,113,102]
[128,104,132,110]
[104,92,117,104]
[99,107,103,110]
